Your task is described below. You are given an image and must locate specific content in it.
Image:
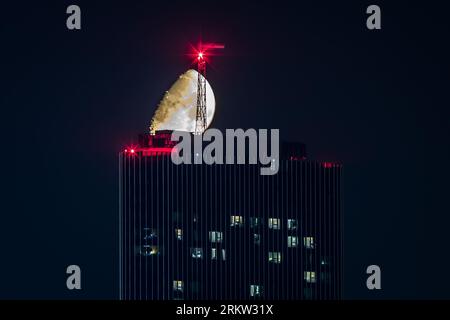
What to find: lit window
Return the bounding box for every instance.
[143,228,157,240]
[212,248,226,261]
[303,237,315,249]
[288,236,298,248]
[254,233,261,245]
[175,228,183,240]
[268,218,280,230]
[287,219,297,230]
[191,248,203,259]
[250,217,260,228]
[221,249,226,261]
[142,245,159,256]
[268,251,281,263]
[304,271,316,283]
[231,215,244,227]
[321,257,329,266]
[209,231,223,243]
[173,280,183,292]
[250,285,263,297]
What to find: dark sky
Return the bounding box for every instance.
[2,0,450,299]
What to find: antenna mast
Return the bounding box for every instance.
[193,43,224,135]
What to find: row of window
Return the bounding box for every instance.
[231,216,300,230]
[143,237,313,256]
[148,229,223,242]
[148,249,312,264]
[146,216,306,231]
[145,228,315,249]
[190,248,226,260]
[143,236,313,251]
[142,244,327,268]
[172,273,317,295]
[177,230,224,242]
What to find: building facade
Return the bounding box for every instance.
[119,131,342,300]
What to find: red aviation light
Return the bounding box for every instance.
[188,41,224,65]
[322,162,341,168]
[124,147,137,156]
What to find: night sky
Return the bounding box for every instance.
[3,1,450,299]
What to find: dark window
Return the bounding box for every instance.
[254,234,261,245]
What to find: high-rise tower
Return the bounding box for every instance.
[119,131,343,300]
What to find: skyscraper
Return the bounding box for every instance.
[119,131,342,300]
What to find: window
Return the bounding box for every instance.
[191,281,199,293]
[209,231,223,243]
[288,236,298,248]
[287,219,297,230]
[320,272,331,282]
[268,218,280,230]
[303,287,313,299]
[143,228,157,240]
[254,233,261,245]
[231,215,244,227]
[304,271,316,283]
[250,217,260,228]
[175,228,183,240]
[142,245,159,256]
[212,248,226,261]
[173,280,183,292]
[303,237,315,249]
[191,248,203,259]
[268,251,281,263]
[221,249,226,261]
[172,211,180,223]
[250,285,263,297]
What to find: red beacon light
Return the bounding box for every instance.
[124,148,137,155]
[198,52,204,60]
[322,162,340,168]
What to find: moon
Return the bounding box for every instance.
[150,69,215,132]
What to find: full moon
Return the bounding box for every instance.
[150,69,215,133]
